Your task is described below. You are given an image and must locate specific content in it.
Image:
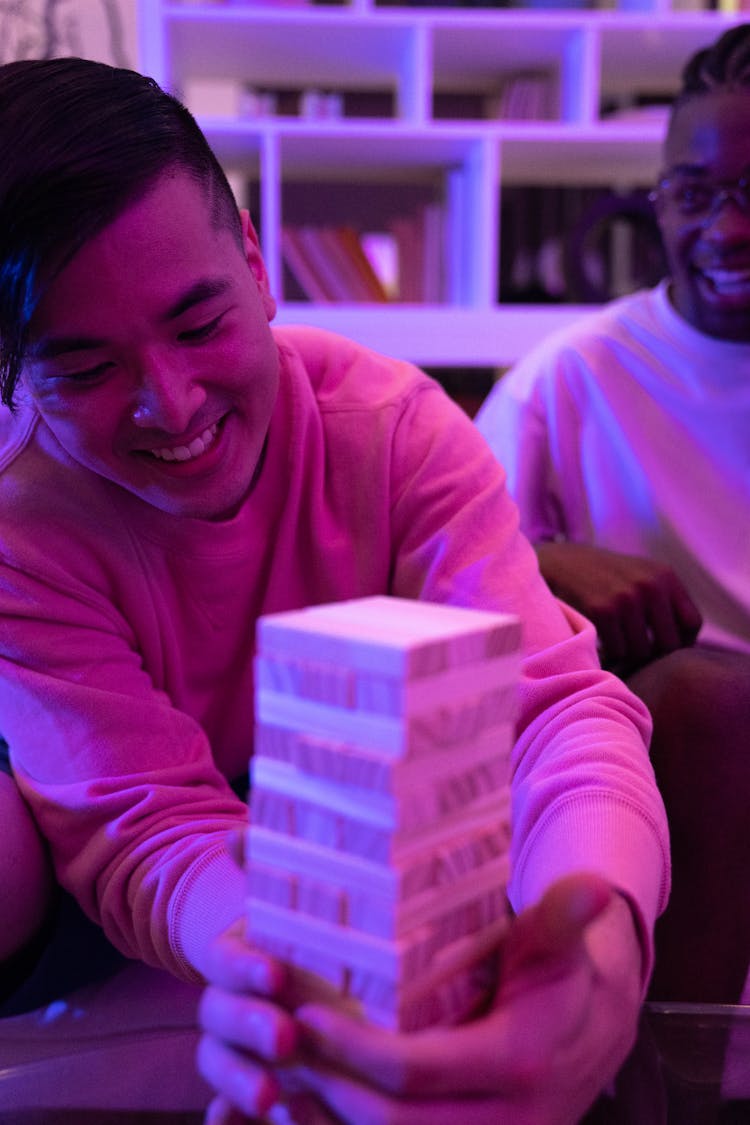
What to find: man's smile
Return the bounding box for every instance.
[148,420,220,463]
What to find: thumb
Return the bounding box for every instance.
[501,872,614,983]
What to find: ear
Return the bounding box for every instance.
[240,209,276,322]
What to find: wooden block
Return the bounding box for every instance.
[257,651,518,720]
[382,953,499,1033]
[256,689,406,755]
[256,683,517,757]
[293,799,342,848]
[296,877,347,925]
[256,596,520,680]
[249,794,511,906]
[247,864,296,910]
[408,684,517,752]
[253,722,513,797]
[287,947,348,991]
[251,753,511,852]
[353,953,496,1032]
[256,655,356,709]
[248,882,508,985]
[248,804,511,903]
[248,597,520,1032]
[348,856,511,940]
[248,825,397,898]
[250,789,296,834]
[247,900,509,1031]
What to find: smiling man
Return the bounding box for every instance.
[24,178,278,520]
[0,56,671,1125]
[477,24,750,1005]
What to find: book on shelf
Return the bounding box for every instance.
[485,72,553,121]
[281,227,333,303]
[281,205,448,305]
[281,225,389,304]
[388,201,446,303]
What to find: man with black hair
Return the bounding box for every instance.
[478,22,750,1007]
[0,56,668,1124]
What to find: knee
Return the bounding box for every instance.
[0,772,55,961]
[630,646,750,736]
[628,646,750,822]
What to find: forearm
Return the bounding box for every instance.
[509,608,669,983]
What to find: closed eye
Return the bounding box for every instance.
[178,314,224,343]
[60,362,114,384]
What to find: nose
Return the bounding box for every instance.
[701,190,750,236]
[130,358,206,432]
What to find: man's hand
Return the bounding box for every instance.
[536,541,702,673]
[197,873,644,1125]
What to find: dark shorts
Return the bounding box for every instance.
[0,738,126,1018]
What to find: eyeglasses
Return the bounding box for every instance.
[649,169,750,221]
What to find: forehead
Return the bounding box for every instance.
[665,89,750,173]
[31,173,241,332]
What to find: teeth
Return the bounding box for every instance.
[152,423,218,463]
[703,268,750,292]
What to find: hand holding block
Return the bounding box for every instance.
[247,596,521,1031]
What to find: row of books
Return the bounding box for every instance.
[281,203,447,304]
[183,76,554,123]
[176,1,714,9]
[278,182,665,308]
[500,184,665,304]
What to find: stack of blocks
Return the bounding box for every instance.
[247,595,521,1032]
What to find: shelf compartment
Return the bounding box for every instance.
[499,183,665,305]
[430,16,595,122]
[161,8,426,119]
[497,123,663,185]
[270,132,496,306]
[599,16,742,105]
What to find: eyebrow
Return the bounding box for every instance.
[664,163,710,177]
[165,277,232,321]
[29,276,234,360]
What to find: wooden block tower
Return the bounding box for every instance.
[247,595,521,1031]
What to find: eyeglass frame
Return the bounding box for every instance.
[648,167,750,222]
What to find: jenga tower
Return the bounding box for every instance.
[247,595,520,1031]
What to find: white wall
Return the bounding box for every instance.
[0,0,137,68]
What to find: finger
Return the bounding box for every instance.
[204,1093,253,1125]
[202,929,286,996]
[297,876,612,1101]
[670,581,703,645]
[199,987,298,1059]
[296,999,530,1099]
[615,597,653,672]
[272,1093,339,1125]
[196,1033,280,1119]
[284,1061,506,1125]
[594,611,626,671]
[642,586,683,656]
[226,827,247,869]
[501,872,613,979]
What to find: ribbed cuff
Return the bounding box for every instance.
[169,844,246,982]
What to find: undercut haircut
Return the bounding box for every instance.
[0,57,242,410]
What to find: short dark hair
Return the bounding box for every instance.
[674,23,750,111]
[0,57,242,410]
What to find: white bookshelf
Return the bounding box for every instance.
[138,2,742,369]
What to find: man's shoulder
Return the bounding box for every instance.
[0,404,128,571]
[273,324,433,412]
[539,287,655,356]
[506,287,660,385]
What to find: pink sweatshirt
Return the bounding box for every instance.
[0,327,669,982]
